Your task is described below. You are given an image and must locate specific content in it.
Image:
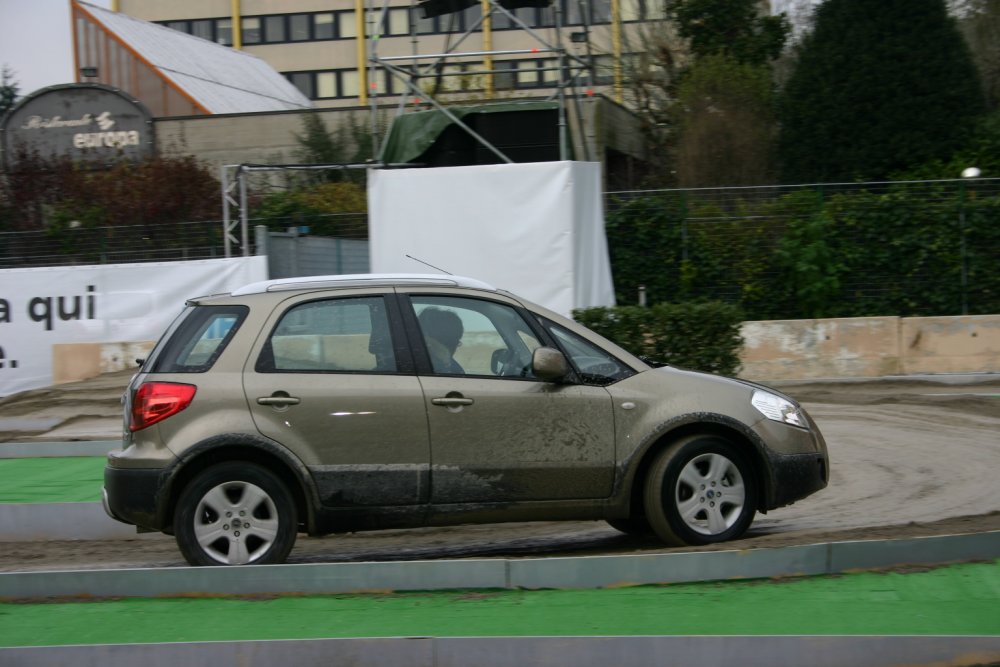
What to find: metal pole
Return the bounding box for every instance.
[239,166,249,257]
[221,165,232,258]
[959,180,968,316]
[555,0,568,161]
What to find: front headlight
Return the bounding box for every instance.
[751,389,806,428]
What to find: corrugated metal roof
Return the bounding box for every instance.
[78,1,312,114]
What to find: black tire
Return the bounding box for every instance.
[643,435,757,546]
[606,516,654,537]
[174,462,298,566]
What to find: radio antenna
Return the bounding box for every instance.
[405,254,453,275]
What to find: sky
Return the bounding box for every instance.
[0,0,113,97]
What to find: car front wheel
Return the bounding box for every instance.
[643,435,757,546]
[174,462,298,566]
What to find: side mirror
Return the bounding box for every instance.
[532,347,569,382]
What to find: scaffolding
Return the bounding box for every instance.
[365,0,598,164]
[222,1,601,257]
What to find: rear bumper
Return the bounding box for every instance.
[103,464,171,531]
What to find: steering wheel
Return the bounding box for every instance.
[491,348,527,377]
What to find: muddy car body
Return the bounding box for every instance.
[104,274,829,565]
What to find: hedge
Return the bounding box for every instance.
[573,302,744,376]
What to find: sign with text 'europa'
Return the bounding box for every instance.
[0,83,153,169]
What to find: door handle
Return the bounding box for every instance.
[257,394,301,406]
[431,397,474,407]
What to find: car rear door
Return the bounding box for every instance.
[243,290,430,506]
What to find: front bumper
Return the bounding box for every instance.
[765,449,829,509]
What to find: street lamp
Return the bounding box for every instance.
[959,167,979,315]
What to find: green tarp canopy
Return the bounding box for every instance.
[379,101,559,164]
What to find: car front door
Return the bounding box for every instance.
[403,292,616,504]
[243,292,430,507]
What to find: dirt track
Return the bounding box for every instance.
[1,373,998,571]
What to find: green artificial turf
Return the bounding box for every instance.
[1,560,998,647]
[0,457,106,504]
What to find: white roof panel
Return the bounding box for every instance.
[79,2,312,114]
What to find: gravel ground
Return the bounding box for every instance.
[0,371,998,571]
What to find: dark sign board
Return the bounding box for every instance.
[1,83,154,169]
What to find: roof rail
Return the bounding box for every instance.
[230,273,496,296]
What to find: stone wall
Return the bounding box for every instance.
[740,315,1000,380]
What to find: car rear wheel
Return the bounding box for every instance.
[643,435,757,546]
[174,462,297,566]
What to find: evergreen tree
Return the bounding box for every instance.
[0,65,20,119]
[672,55,779,186]
[667,0,790,66]
[779,0,985,183]
[294,113,372,185]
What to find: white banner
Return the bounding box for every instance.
[0,257,267,396]
[368,161,615,316]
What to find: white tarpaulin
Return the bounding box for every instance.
[368,161,615,315]
[0,256,267,396]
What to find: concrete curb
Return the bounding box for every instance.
[0,503,147,541]
[2,530,997,600]
[0,440,120,458]
[2,634,999,667]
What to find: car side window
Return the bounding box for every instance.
[152,305,248,373]
[411,296,542,378]
[545,321,633,386]
[256,296,396,373]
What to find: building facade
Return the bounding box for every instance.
[110,0,669,109]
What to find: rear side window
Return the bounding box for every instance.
[151,305,248,373]
[256,296,397,373]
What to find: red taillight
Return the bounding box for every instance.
[129,382,197,432]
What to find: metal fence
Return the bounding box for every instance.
[603,178,1000,318]
[3,178,998,318]
[0,220,229,269]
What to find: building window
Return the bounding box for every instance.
[540,58,560,86]
[493,7,533,30]
[382,7,410,36]
[191,19,213,41]
[461,4,482,30]
[536,5,556,28]
[317,72,337,98]
[591,0,612,23]
[620,0,641,21]
[288,72,315,99]
[341,70,361,98]
[315,13,335,40]
[265,15,287,42]
[216,18,233,45]
[494,61,517,90]
[340,11,357,38]
[289,14,310,41]
[516,61,539,87]
[416,13,438,35]
[242,17,261,44]
[371,69,391,95]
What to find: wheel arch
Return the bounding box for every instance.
[162,433,318,535]
[621,415,773,521]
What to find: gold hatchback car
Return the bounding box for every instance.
[104,274,829,566]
